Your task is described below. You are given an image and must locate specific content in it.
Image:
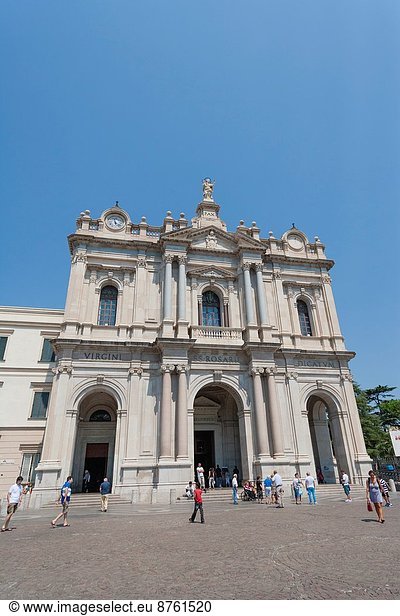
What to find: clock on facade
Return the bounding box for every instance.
[105,214,125,230]
[287,234,304,250]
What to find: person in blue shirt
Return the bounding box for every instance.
[264,475,273,505]
[99,477,112,512]
[51,476,73,528]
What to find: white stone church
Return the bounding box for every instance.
[0,180,371,506]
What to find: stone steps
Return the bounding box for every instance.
[41,494,132,509]
[175,485,366,504]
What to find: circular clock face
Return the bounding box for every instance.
[106,214,125,230]
[287,234,304,250]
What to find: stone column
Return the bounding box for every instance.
[113,409,128,487]
[82,269,97,335]
[178,257,186,321]
[265,368,284,457]
[159,365,173,458]
[161,255,174,337]
[33,365,73,501]
[176,256,189,338]
[190,280,198,327]
[322,275,345,350]
[60,409,79,476]
[255,263,272,342]
[251,369,270,457]
[255,264,268,325]
[64,253,87,334]
[243,263,259,341]
[163,256,173,320]
[125,367,142,460]
[40,366,73,463]
[176,365,188,459]
[243,263,255,325]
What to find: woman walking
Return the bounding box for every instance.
[292,473,303,504]
[366,470,385,524]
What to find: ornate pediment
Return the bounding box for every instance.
[162,222,264,256]
[187,265,236,280]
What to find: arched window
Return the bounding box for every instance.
[98,286,118,326]
[202,291,221,326]
[89,410,112,422]
[297,299,313,336]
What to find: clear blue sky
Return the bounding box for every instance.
[0,1,399,393]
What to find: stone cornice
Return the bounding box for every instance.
[279,349,356,361]
[264,253,335,271]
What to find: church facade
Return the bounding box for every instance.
[0,180,371,506]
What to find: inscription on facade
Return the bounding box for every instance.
[192,354,239,363]
[295,359,337,368]
[74,352,130,361]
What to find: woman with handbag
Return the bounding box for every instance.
[366,470,385,524]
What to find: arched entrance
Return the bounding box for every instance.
[72,391,117,492]
[193,385,242,486]
[307,394,348,484]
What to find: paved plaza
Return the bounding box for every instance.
[1,492,399,600]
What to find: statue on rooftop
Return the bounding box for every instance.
[202,177,215,201]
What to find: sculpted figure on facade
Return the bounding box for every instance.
[205,230,218,249]
[202,177,215,201]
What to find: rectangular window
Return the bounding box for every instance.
[30,392,50,419]
[20,453,41,484]
[0,337,7,360]
[40,339,55,362]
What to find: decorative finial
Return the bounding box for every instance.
[291,222,295,229]
[314,236,320,243]
[115,200,120,208]
[202,177,215,201]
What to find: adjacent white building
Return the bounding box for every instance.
[0,180,371,506]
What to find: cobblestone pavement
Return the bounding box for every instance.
[1,494,399,600]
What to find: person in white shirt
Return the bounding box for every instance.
[305,472,317,504]
[185,481,194,498]
[340,469,352,502]
[232,474,239,505]
[272,470,284,508]
[1,476,24,532]
[196,463,205,490]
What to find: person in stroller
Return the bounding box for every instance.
[243,481,257,500]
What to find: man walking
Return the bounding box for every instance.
[189,482,205,523]
[82,469,91,493]
[100,477,111,512]
[232,473,239,505]
[272,470,284,507]
[51,476,73,528]
[305,472,317,504]
[196,462,205,491]
[1,476,23,532]
[215,464,222,488]
[340,469,352,502]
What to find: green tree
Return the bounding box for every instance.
[380,399,400,430]
[354,383,396,458]
[364,385,396,414]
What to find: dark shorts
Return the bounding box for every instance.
[7,503,18,515]
[343,484,351,496]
